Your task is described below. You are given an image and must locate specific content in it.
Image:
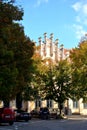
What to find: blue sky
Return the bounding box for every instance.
[16,0,87,49]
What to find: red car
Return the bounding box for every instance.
[0,107,15,125]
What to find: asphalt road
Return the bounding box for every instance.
[0,116,87,130]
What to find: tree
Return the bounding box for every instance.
[70,37,87,102]
[26,45,49,101]
[0,0,23,27]
[40,60,72,115]
[0,0,34,106]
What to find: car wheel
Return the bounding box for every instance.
[9,121,14,125]
[46,115,48,119]
[25,119,29,122]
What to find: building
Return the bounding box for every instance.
[1,33,87,115]
[27,33,71,113]
[38,33,70,62]
[34,33,87,115]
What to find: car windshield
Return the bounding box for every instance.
[40,107,49,112]
[15,109,25,113]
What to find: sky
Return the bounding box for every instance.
[16,0,87,49]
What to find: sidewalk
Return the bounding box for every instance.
[66,114,87,120]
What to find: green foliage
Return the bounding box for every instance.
[0,0,23,27]
[0,0,34,102]
[29,46,48,100]
[22,83,39,101]
[40,60,72,105]
[70,38,87,101]
[35,60,72,115]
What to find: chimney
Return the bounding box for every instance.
[50,33,53,42]
[55,39,59,62]
[38,37,42,45]
[44,32,47,43]
[60,44,64,49]
[60,44,64,60]
[55,39,58,46]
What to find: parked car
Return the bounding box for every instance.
[0,107,15,125]
[39,107,50,119]
[14,109,32,122]
[49,108,59,119]
[30,109,40,118]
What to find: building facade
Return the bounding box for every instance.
[35,33,87,115]
[38,33,70,62]
[1,33,87,115]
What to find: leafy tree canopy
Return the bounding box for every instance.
[0,0,23,27]
[0,0,34,103]
[70,35,87,102]
[39,60,72,114]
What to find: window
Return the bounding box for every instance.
[47,100,52,108]
[35,100,41,108]
[73,101,79,108]
[83,103,87,109]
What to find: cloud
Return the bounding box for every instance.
[72,2,87,16]
[71,1,87,40]
[72,2,81,12]
[34,0,49,7]
[73,24,87,39]
[83,4,87,15]
[72,1,87,23]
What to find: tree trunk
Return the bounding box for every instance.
[59,103,63,116]
[16,93,22,109]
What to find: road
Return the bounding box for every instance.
[0,116,87,130]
